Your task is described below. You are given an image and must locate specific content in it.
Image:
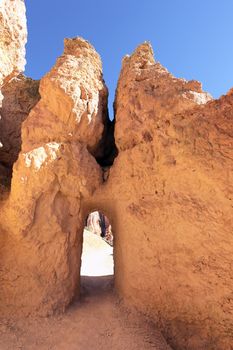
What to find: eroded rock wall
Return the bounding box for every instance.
[22,38,108,156]
[0,141,102,316]
[0,0,34,187]
[0,38,106,316]
[0,0,27,87]
[92,44,232,350]
[114,42,212,151]
[0,75,40,169]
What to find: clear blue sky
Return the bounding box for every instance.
[25,0,233,118]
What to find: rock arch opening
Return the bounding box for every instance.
[81,211,114,280]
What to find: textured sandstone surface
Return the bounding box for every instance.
[95,45,232,350]
[0,141,102,316]
[0,0,27,105]
[114,42,212,151]
[22,38,108,156]
[0,37,106,316]
[0,74,40,168]
[0,0,29,186]
[0,7,232,349]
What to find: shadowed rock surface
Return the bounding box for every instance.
[0,74,40,171]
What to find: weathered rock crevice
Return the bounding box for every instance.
[94,116,118,168]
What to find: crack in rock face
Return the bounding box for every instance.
[0,2,233,350]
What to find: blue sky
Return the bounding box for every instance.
[25,0,233,118]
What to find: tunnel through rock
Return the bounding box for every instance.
[81,211,114,278]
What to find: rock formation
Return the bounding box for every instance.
[0,0,27,87]
[0,3,233,350]
[0,75,40,169]
[0,140,102,316]
[114,42,212,151]
[0,0,39,187]
[21,38,108,156]
[98,44,233,350]
[0,37,106,316]
[86,211,113,245]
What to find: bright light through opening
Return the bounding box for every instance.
[81,212,114,277]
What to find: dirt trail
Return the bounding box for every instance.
[0,231,172,350]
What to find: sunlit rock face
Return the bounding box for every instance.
[98,43,232,350]
[0,0,27,87]
[0,37,105,317]
[22,37,108,156]
[0,140,102,316]
[114,42,212,151]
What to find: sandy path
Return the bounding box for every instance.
[0,231,172,350]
